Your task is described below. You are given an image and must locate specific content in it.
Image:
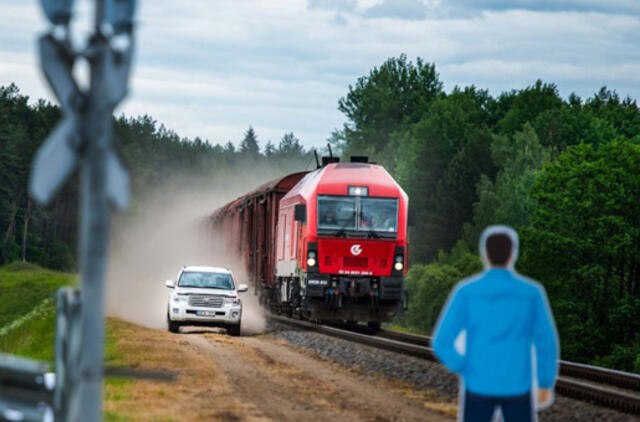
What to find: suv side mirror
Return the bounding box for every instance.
[165,280,175,288]
[237,284,249,293]
[294,203,306,223]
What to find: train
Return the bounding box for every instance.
[208,156,409,329]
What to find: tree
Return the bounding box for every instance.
[494,80,564,136]
[240,126,260,158]
[464,123,550,247]
[520,140,640,366]
[394,87,496,262]
[337,55,443,167]
[264,141,276,157]
[277,132,303,157]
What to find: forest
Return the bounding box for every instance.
[1,54,639,372]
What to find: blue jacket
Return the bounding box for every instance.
[432,268,559,396]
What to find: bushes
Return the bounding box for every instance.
[399,243,482,333]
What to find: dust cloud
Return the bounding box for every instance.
[106,169,283,335]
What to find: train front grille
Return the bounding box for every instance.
[188,295,224,308]
[343,257,368,268]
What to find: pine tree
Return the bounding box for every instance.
[240,126,260,158]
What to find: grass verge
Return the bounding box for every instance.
[0,263,137,420]
[0,262,76,361]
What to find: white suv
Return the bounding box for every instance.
[165,266,248,335]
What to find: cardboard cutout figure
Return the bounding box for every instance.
[432,225,559,422]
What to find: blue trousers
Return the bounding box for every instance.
[463,390,533,422]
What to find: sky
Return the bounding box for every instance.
[0,0,638,149]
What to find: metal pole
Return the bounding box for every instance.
[75,2,111,418]
[30,0,136,419]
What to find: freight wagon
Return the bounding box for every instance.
[209,156,409,329]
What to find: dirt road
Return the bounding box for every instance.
[104,319,453,422]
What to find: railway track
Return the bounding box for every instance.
[269,315,640,415]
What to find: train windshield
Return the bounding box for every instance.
[178,272,235,290]
[317,196,356,231]
[359,197,398,233]
[317,195,398,237]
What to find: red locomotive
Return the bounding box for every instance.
[209,156,409,329]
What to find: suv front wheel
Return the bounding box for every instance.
[167,313,181,333]
[227,323,241,336]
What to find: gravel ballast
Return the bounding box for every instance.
[271,324,639,422]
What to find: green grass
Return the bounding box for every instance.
[0,262,137,420]
[384,322,431,336]
[0,262,76,362]
[0,261,76,327]
[104,320,133,395]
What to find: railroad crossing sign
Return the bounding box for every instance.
[2,1,137,421]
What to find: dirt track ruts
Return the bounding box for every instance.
[185,327,452,422]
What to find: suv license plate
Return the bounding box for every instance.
[197,311,217,317]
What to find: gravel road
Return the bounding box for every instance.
[188,328,451,421]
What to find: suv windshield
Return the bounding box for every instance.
[178,272,235,290]
[317,195,398,237]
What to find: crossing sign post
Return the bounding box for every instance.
[28,0,136,420]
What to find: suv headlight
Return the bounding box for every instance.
[225,297,241,306]
[171,293,187,303]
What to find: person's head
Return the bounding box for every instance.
[479,225,519,269]
[485,233,512,267]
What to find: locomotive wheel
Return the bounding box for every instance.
[367,321,381,333]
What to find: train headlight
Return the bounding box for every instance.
[348,186,369,196]
[307,250,317,267]
[394,255,404,271]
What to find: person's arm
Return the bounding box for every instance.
[533,286,559,392]
[432,285,466,374]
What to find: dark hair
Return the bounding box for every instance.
[486,233,512,266]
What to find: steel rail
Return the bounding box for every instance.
[374,328,640,393]
[269,315,640,415]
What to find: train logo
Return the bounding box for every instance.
[350,244,363,256]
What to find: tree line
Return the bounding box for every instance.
[333,55,640,372]
[0,83,314,271]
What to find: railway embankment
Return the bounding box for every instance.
[270,320,640,422]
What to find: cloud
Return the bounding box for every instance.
[308,0,357,12]
[1,0,639,149]
[441,0,640,16]
[363,0,431,20]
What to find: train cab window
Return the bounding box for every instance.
[318,195,398,237]
[360,197,398,233]
[317,196,356,231]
